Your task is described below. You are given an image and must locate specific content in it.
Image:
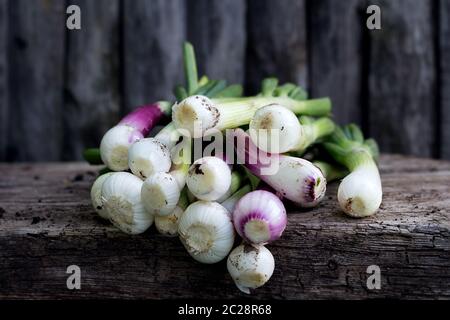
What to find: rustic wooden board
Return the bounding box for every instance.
[7,0,66,161]
[0,155,449,299]
[186,0,246,85]
[368,0,436,157]
[308,0,366,126]
[440,0,450,160]
[0,0,8,161]
[122,0,186,113]
[64,0,122,160]
[245,0,308,94]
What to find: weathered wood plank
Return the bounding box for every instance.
[368,0,436,156]
[309,0,365,126]
[186,0,246,84]
[122,0,185,113]
[8,0,66,161]
[440,0,450,159]
[0,0,8,161]
[245,0,308,94]
[0,155,449,299]
[64,0,121,160]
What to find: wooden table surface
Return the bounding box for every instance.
[0,155,449,300]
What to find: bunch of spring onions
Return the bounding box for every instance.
[85,42,383,294]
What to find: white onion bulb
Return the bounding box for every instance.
[249,104,303,153]
[186,157,232,201]
[90,172,114,219]
[227,244,275,294]
[100,125,143,171]
[172,95,218,138]
[128,138,172,180]
[338,165,382,217]
[155,206,184,237]
[101,172,153,234]
[141,172,181,216]
[178,201,235,264]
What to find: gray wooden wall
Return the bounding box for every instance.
[0,0,448,162]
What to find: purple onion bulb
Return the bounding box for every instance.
[233,190,287,244]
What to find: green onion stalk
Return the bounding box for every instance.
[216,171,244,203]
[295,116,336,154]
[312,161,348,183]
[221,184,252,214]
[173,95,331,138]
[172,74,330,138]
[175,42,244,102]
[83,148,103,165]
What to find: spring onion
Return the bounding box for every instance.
[141,137,191,216]
[128,122,181,180]
[249,104,302,153]
[90,172,115,219]
[154,189,189,237]
[141,172,181,216]
[84,41,389,294]
[249,105,335,154]
[186,157,232,201]
[227,244,275,294]
[100,102,171,171]
[233,190,287,244]
[178,201,235,264]
[101,172,153,234]
[128,139,171,179]
[234,129,326,207]
[324,124,382,217]
[172,94,331,138]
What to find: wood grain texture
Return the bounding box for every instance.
[64,0,121,160]
[0,0,8,161]
[122,0,186,113]
[245,0,308,94]
[0,155,449,299]
[368,0,436,156]
[8,0,66,161]
[0,1,447,163]
[308,0,366,125]
[440,0,450,159]
[186,0,246,84]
